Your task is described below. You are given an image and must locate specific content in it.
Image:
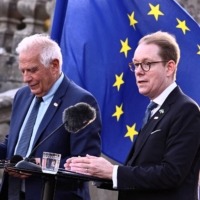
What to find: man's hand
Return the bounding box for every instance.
[5,168,32,179]
[64,154,114,179]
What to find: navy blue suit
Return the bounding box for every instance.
[117,87,200,200]
[0,75,102,200]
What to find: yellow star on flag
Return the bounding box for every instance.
[148,3,164,21]
[120,38,131,58]
[176,18,190,34]
[127,12,138,29]
[124,123,138,142]
[113,73,124,91]
[197,45,200,55]
[112,104,124,121]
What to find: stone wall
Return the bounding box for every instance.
[0,0,54,93]
[177,0,200,24]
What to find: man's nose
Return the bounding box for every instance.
[135,65,145,74]
[22,72,32,83]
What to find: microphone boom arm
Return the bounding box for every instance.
[28,122,65,158]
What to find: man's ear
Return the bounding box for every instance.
[166,60,176,77]
[50,59,60,73]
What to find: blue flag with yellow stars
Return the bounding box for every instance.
[51,0,200,163]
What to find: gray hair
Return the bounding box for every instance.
[16,34,63,69]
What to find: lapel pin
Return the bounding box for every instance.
[54,103,58,107]
[159,109,164,114]
[154,116,159,119]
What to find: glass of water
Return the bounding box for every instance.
[42,152,61,174]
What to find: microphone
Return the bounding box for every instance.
[63,102,96,133]
[14,102,96,171]
[10,155,23,164]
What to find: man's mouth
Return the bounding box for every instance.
[138,80,147,84]
[29,83,38,89]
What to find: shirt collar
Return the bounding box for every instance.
[42,72,64,103]
[153,82,177,106]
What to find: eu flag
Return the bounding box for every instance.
[51,0,200,163]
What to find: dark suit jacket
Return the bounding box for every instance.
[0,75,102,200]
[117,86,200,200]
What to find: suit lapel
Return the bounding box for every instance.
[126,86,182,165]
[9,92,34,157]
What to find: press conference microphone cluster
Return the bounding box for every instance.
[11,102,96,171]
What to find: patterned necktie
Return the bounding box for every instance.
[8,97,43,200]
[15,97,43,156]
[142,101,158,128]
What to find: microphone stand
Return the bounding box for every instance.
[15,123,65,171]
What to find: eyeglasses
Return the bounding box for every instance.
[128,61,169,72]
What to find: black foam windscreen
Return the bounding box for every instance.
[10,155,23,163]
[62,102,96,133]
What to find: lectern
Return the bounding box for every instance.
[6,163,112,200]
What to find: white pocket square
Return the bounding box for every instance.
[151,129,161,134]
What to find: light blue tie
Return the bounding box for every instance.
[9,97,43,200]
[142,101,157,128]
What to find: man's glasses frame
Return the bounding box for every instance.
[128,61,169,72]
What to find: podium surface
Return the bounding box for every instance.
[5,164,112,200]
